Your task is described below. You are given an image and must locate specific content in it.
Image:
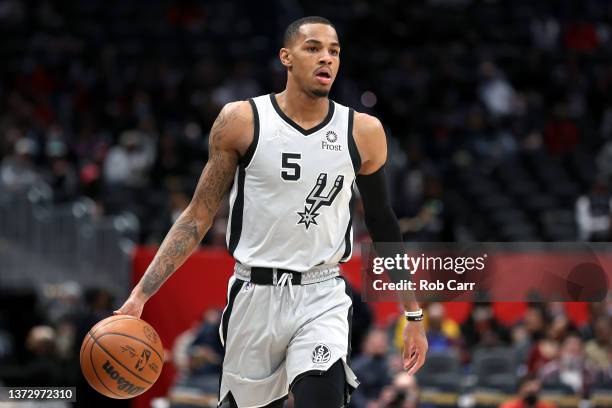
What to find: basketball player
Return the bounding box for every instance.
[115,16,428,408]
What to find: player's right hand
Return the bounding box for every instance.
[113,294,145,318]
[402,320,428,375]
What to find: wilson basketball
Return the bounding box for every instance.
[80,315,164,399]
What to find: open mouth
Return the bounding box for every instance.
[315,70,332,84]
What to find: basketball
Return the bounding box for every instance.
[80,315,164,399]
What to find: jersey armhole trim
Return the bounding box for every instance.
[347,108,361,175]
[241,98,260,168]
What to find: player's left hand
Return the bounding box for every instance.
[402,320,428,374]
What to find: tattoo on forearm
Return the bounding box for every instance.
[141,215,200,296]
[139,104,241,297]
[142,259,175,296]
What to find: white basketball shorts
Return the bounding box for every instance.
[218,272,359,407]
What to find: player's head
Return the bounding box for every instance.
[280,16,340,98]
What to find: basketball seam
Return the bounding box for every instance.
[89,333,154,385]
[89,333,125,398]
[81,330,91,354]
[96,332,163,362]
[88,316,138,339]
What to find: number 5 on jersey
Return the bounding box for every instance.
[281,153,301,181]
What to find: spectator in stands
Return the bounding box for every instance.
[350,329,392,408]
[546,304,577,342]
[0,325,65,386]
[585,316,611,372]
[591,344,612,387]
[596,139,612,181]
[576,179,612,241]
[151,129,190,186]
[185,309,224,391]
[172,310,223,395]
[43,139,79,202]
[543,103,579,155]
[527,335,559,376]
[423,302,459,351]
[0,138,40,191]
[499,373,556,408]
[462,303,510,351]
[103,130,156,188]
[564,19,599,52]
[393,143,435,219]
[368,372,421,408]
[398,175,448,242]
[524,305,548,342]
[512,323,532,373]
[514,306,549,371]
[478,61,517,118]
[466,107,518,163]
[540,334,592,395]
[169,310,223,408]
[211,61,262,106]
[530,16,560,51]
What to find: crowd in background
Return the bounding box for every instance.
[2,0,612,243]
[2,0,612,406]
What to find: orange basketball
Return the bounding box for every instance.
[80,315,164,399]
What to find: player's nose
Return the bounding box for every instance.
[319,52,333,65]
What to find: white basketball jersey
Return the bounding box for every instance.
[226,94,361,272]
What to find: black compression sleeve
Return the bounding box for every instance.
[355,166,402,243]
[356,166,419,309]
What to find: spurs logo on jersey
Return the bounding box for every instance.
[297,173,344,229]
[226,93,361,272]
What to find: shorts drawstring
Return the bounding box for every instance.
[277,272,294,299]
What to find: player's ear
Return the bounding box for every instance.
[280,47,292,68]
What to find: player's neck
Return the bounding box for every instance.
[276,86,329,125]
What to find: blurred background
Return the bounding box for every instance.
[0,0,612,407]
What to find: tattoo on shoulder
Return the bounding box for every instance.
[192,105,241,214]
[209,103,240,144]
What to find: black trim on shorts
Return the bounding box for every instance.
[269,93,335,136]
[241,99,260,167]
[221,279,244,345]
[341,276,356,403]
[347,108,361,174]
[340,185,355,262]
[228,165,246,256]
[343,278,353,366]
[218,279,244,404]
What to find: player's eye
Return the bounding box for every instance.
[307,46,318,53]
[330,49,339,56]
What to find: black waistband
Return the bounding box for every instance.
[250,267,302,285]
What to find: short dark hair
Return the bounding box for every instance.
[283,16,336,47]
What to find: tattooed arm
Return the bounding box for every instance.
[114,101,253,317]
